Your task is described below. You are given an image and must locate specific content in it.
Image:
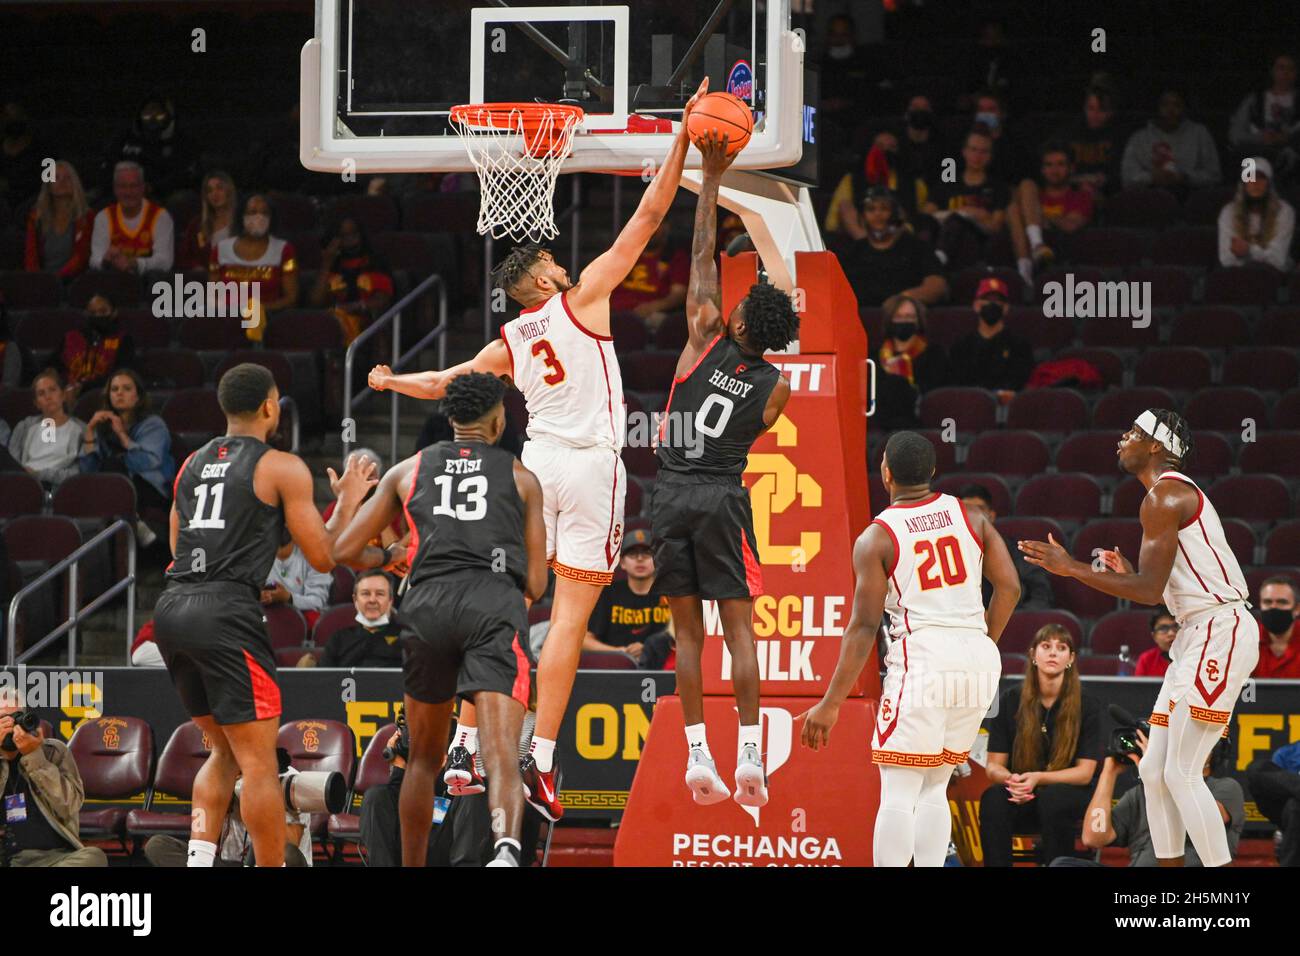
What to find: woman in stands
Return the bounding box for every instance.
[309,214,394,345]
[78,368,175,547]
[209,193,299,344]
[1217,155,1295,271]
[8,368,84,487]
[50,293,136,402]
[979,623,1102,866]
[22,159,93,279]
[177,170,238,271]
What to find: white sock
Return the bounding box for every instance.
[1026,224,1044,248]
[495,837,521,852]
[452,725,479,754]
[913,764,955,867]
[685,723,711,757]
[737,724,762,755]
[187,839,217,867]
[874,765,925,866]
[530,736,556,773]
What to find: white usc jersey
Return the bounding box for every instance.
[872,492,987,638]
[1154,471,1249,623]
[501,291,625,451]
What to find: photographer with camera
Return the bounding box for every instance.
[359,705,438,866]
[1,689,107,867]
[143,747,329,866]
[1051,709,1243,866]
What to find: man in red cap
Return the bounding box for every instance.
[948,276,1033,400]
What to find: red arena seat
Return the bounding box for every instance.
[1207,475,1293,522]
[69,716,155,850]
[1133,348,1213,391]
[1015,474,1103,521]
[997,610,1085,654]
[125,721,211,839]
[1089,610,1158,656]
[1006,389,1089,432]
[919,387,997,432]
[965,431,1052,475]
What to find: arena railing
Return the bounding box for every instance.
[6,519,137,666]
[342,272,449,464]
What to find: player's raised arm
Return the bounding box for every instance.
[800,525,890,750]
[369,338,511,401]
[277,451,379,571]
[568,78,709,309]
[332,460,412,570]
[513,459,549,602]
[971,508,1020,643]
[683,131,737,349]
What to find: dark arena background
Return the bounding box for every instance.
[0,0,1297,933]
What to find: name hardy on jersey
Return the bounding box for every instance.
[902,511,953,534]
[707,367,754,398]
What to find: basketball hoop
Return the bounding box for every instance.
[449,103,584,243]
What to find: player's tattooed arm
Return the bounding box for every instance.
[513,460,549,602]
[683,130,735,349]
[799,525,889,750]
[333,461,409,570]
[369,340,511,401]
[1018,483,1186,604]
[973,509,1020,643]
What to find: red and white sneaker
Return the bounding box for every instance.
[520,755,564,822]
[444,746,486,796]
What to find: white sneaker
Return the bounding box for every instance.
[684,746,730,805]
[733,743,769,808]
[135,519,158,548]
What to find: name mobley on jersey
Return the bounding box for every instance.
[49,886,151,936]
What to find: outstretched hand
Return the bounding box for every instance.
[1017,533,1074,576]
[697,129,736,176]
[681,77,709,123]
[328,452,379,501]
[1099,545,1135,574]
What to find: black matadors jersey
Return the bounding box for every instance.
[403,440,527,592]
[167,436,283,591]
[656,334,781,476]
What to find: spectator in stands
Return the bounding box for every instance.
[176,170,237,271]
[1009,143,1094,284]
[962,17,1020,112]
[78,369,175,547]
[980,623,1101,866]
[1134,607,1176,677]
[841,187,948,307]
[1217,156,1295,271]
[1254,576,1300,679]
[89,161,175,275]
[359,721,428,867]
[264,525,332,632]
[1246,738,1300,866]
[102,94,199,201]
[309,215,395,344]
[1055,78,1125,197]
[23,160,93,279]
[319,449,412,572]
[129,619,163,667]
[0,687,108,867]
[51,294,136,402]
[1121,87,1221,198]
[948,277,1033,397]
[8,369,85,487]
[608,219,688,332]
[302,570,403,668]
[1053,732,1243,866]
[210,193,299,343]
[639,614,676,671]
[0,102,44,207]
[877,294,948,393]
[971,88,1032,186]
[922,128,1009,269]
[1228,53,1299,184]
[826,130,904,240]
[958,484,1052,609]
[585,529,671,661]
[896,94,946,216]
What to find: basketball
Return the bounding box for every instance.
[686,91,753,156]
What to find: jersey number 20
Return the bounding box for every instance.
[915,535,967,590]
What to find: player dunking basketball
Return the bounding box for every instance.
[650,132,797,807]
[367,78,709,820]
[333,373,548,866]
[801,432,1021,866]
[154,364,383,868]
[1019,409,1257,867]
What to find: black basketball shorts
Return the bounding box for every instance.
[650,472,764,600]
[153,582,282,726]
[400,571,532,707]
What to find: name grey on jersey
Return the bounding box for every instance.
[708,368,754,398]
[199,462,232,479]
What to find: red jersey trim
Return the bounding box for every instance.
[173,451,196,499]
[1199,519,1245,601]
[401,450,423,568]
[1177,540,1226,604]
[243,649,281,721]
[510,632,531,708]
[1194,609,1239,707]
[603,450,620,567]
[886,491,942,510]
[1158,473,1203,529]
[741,530,764,596]
[871,518,901,579]
[560,292,612,341]
[675,334,724,384]
[957,499,984,553]
[499,327,516,381]
[874,637,909,747]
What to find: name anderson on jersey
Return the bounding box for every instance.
[903,511,954,534]
[708,368,753,398]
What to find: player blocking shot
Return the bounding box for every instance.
[368,79,709,820]
[801,432,1021,866]
[154,364,384,868]
[334,373,548,866]
[652,132,797,808]
[1018,409,1256,868]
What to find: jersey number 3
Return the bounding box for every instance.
[915,535,967,590]
[531,339,566,385]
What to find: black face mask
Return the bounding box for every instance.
[1260,608,1295,635]
[906,110,933,131]
[87,314,116,335]
[978,302,1005,324]
[890,322,918,341]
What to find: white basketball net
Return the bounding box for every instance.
[450,104,582,243]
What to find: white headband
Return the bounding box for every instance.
[1134,410,1185,458]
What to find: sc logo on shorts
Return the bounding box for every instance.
[745,416,822,567]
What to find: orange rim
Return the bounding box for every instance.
[450,102,584,157]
